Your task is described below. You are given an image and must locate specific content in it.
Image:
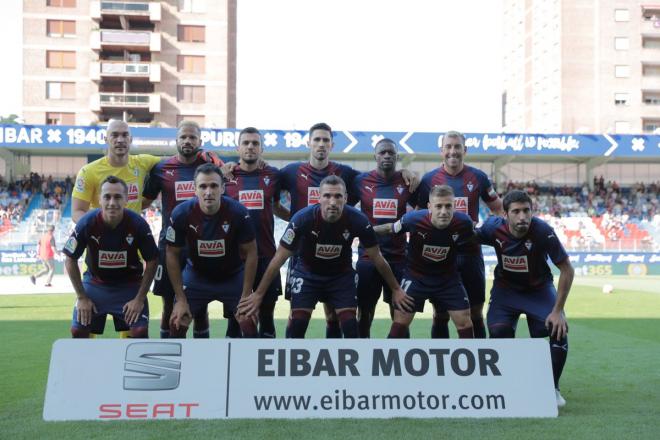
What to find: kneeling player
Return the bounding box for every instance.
[477,190,573,408]
[64,176,158,338]
[239,175,405,338]
[167,164,258,338]
[375,185,475,338]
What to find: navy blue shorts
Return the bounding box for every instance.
[289,268,358,310]
[356,259,404,307]
[223,258,281,318]
[487,283,557,337]
[181,268,244,317]
[284,256,298,300]
[457,253,486,306]
[71,282,149,332]
[401,273,470,313]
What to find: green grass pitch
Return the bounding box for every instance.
[0,277,659,439]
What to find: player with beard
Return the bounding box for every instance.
[417,130,503,339]
[142,120,223,339]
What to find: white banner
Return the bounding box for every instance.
[44,339,557,420]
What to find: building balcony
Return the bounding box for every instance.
[641,19,660,36]
[90,93,160,113]
[641,75,660,90]
[90,61,160,82]
[641,103,660,118]
[90,30,160,52]
[91,1,161,22]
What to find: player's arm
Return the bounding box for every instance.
[64,256,96,326]
[71,198,90,223]
[363,246,414,312]
[238,245,293,317]
[400,169,421,193]
[273,199,290,221]
[239,239,258,301]
[546,258,573,340]
[486,196,504,216]
[123,257,157,325]
[166,244,191,329]
[141,197,155,210]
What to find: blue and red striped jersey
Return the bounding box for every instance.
[223,165,282,259]
[279,204,377,276]
[353,170,417,262]
[167,197,255,281]
[63,209,158,285]
[477,216,569,291]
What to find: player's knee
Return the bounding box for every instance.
[388,322,410,339]
[470,304,484,320]
[169,325,189,338]
[128,326,148,339]
[432,309,450,322]
[489,324,515,338]
[71,326,91,338]
[337,309,358,338]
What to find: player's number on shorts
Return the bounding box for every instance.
[290,277,303,294]
[401,279,412,292]
[154,265,163,281]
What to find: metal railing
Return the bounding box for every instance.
[100,1,149,13]
[100,61,150,75]
[99,92,151,106]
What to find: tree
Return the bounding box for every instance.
[0,114,21,124]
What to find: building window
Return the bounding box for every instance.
[614,93,629,106]
[614,65,630,78]
[643,119,660,133]
[614,121,630,133]
[47,0,76,6]
[46,51,76,69]
[177,55,205,73]
[46,112,75,125]
[177,115,204,126]
[614,9,629,22]
[46,82,75,100]
[178,25,205,42]
[614,37,629,50]
[643,93,660,105]
[179,0,206,13]
[177,85,205,103]
[47,20,76,37]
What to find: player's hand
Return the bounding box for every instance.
[170,301,192,330]
[237,293,262,318]
[75,297,97,326]
[198,151,224,166]
[401,169,420,193]
[123,297,145,326]
[220,162,236,181]
[392,287,415,313]
[545,310,568,340]
[257,158,268,169]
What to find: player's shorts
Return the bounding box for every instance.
[152,244,190,299]
[71,281,149,333]
[457,253,486,306]
[289,268,358,310]
[181,268,244,317]
[487,283,557,337]
[284,255,298,300]
[222,258,281,319]
[401,273,469,313]
[356,258,404,307]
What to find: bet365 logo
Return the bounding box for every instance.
[123,343,182,391]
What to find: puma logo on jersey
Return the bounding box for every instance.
[189,224,199,233]
[417,231,428,239]
[373,198,398,218]
[364,185,374,193]
[197,239,225,257]
[421,245,449,262]
[90,235,100,245]
[502,255,529,272]
[495,238,504,248]
[165,170,175,176]
[98,250,127,268]
[239,190,264,209]
[300,173,308,180]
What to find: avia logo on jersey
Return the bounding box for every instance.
[315,244,342,259]
[127,184,139,202]
[502,255,529,272]
[98,250,127,268]
[308,187,320,205]
[239,190,264,209]
[453,197,468,214]
[174,181,195,201]
[421,245,450,262]
[373,198,398,218]
[197,239,225,257]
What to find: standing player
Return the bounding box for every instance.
[166,164,258,338]
[477,190,572,407]
[238,175,405,339]
[417,130,503,339]
[353,138,417,337]
[141,120,223,339]
[30,225,58,287]
[375,185,475,339]
[223,127,290,338]
[63,176,158,338]
[279,122,419,337]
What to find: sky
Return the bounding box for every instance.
[0,0,503,133]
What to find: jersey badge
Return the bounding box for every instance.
[467,182,474,192]
[222,222,230,233]
[74,177,85,193]
[396,184,404,195]
[342,229,350,241]
[282,228,295,245]
[452,232,459,242]
[126,234,134,245]
[166,226,176,242]
[263,176,270,186]
[64,236,77,253]
[525,240,533,251]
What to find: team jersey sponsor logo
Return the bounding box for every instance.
[74,177,85,193]
[197,239,225,257]
[421,245,450,262]
[127,183,139,202]
[239,190,264,209]
[282,228,295,245]
[315,244,342,259]
[502,254,529,272]
[373,198,398,218]
[307,187,320,205]
[64,236,77,253]
[98,250,127,268]
[174,181,195,201]
[166,226,176,242]
[454,197,468,214]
